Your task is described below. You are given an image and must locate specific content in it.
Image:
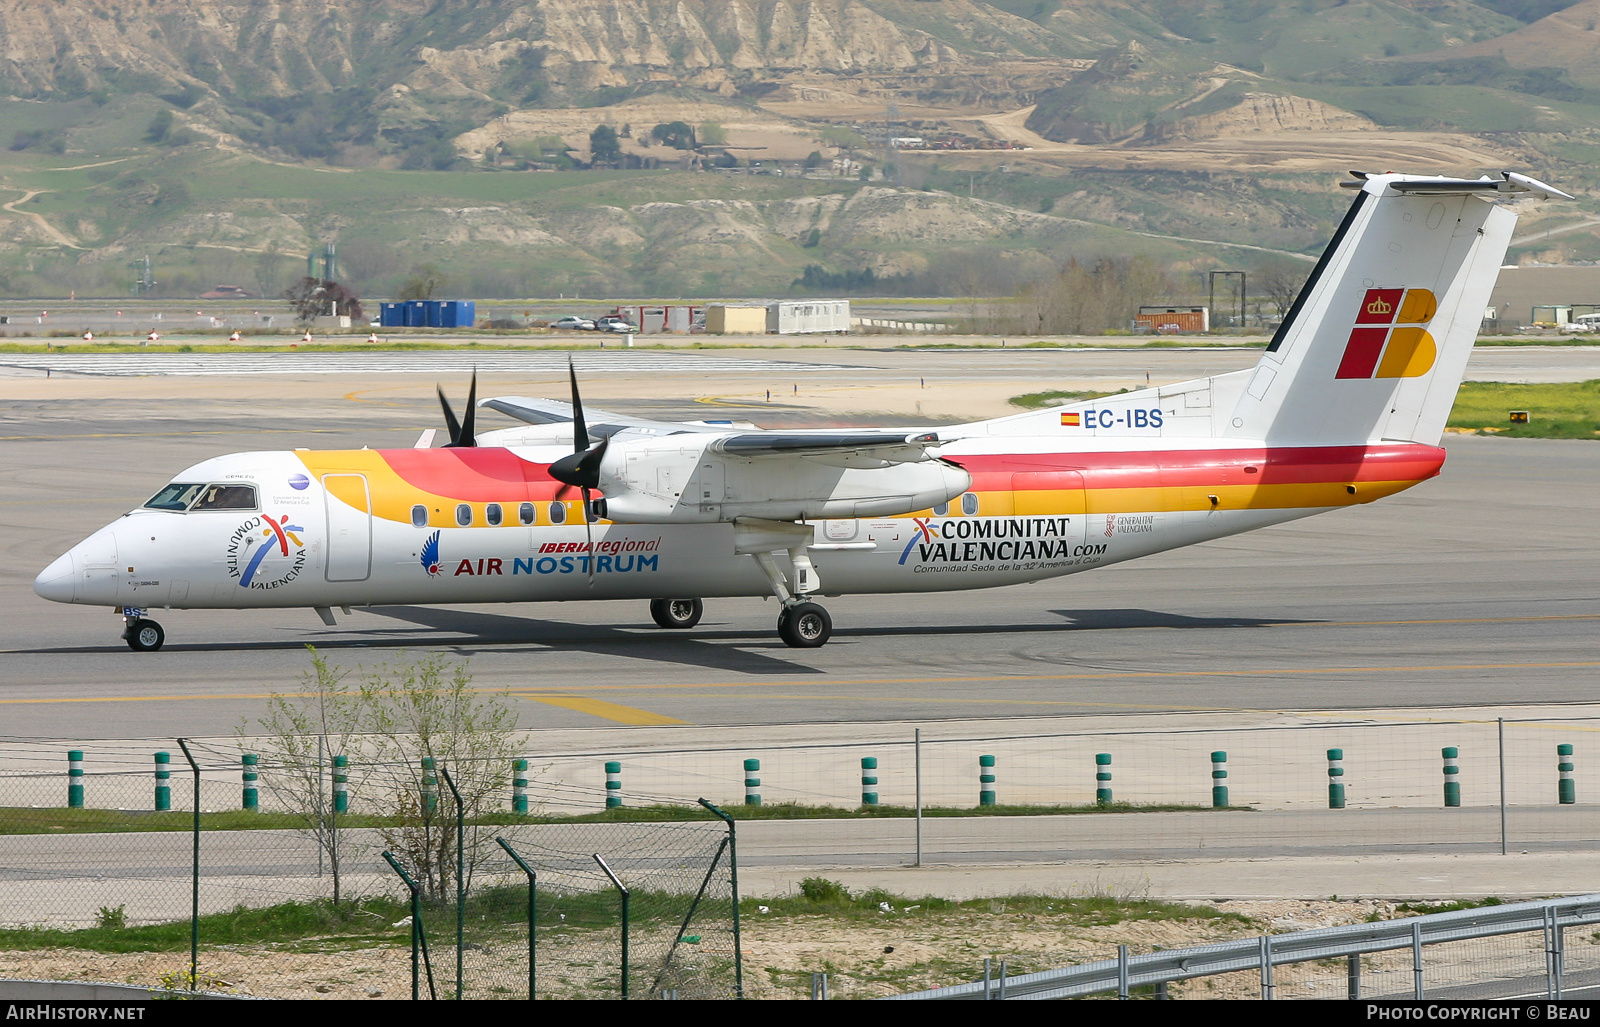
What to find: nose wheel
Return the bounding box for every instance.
[778,602,832,648]
[123,618,165,652]
[649,598,703,629]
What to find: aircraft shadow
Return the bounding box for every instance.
[1047,608,1320,630]
[361,605,822,676]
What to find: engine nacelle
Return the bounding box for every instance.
[596,435,971,523]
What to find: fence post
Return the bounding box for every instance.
[440,766,465,1001]
[382,851,437,1001]
[175,739,201,993]
[1559,744,1575,805]
[697,798,743,999]
[421,756,438,816]
[1117,944,1129,1000]
[860,757,878,806]
[241,754,258,811]
[1412,919,1425,998]
[1442,747,1460,807]
[593,854,630,999]
[743,759,761,806]
[1260,935,1274,1000]
[914,729,922,867]
[67,750,84,809]
[1347,953,1361,1000]
[1095,753,1112,806]
[1210,751,1228,808]
[154,751,171,811]
[513,758,529,814]
[332,755,348,814]
[606,761,623,808]
[979,754,996,806]
[495,837,537,1000]
[1327,748,1345,809]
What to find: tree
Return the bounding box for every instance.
[698,121,727,145]
[589,124,621,163]
[1256,259,1310,318]
[396,263,448,301]
[357,653,519,902]
[282,277,364,322]
[242,648,365,904]
[650,121,695,150]
[805,150,824,169]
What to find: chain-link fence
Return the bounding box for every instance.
[0,741,739,1000]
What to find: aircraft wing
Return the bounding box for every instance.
[480,396,721,437]
[711,430,943,466]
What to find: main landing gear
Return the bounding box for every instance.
[649,598,704,629]
[121,608,164,652]
[777,601,831,649]
[748,541,833,649]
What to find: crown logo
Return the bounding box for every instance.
[1366,298,1393,315]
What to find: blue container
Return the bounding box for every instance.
[379,302,406,328]
[438,300,476,328]
[405,300,428,327]
[421,300,442,328]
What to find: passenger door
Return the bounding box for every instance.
[322,474,372,582]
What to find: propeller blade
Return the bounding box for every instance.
[443,371,478,449]
[553,482,576,501]
[581,487,595,587]
[568,358,589,453]
[549,436,608,490]
[436,385,462,446]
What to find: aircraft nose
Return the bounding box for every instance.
[33,550,75,603]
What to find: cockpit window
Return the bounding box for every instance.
[144,483,206,511]
[191,484,258,511]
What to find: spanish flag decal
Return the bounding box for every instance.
[1060,411,1081,427]
[1335,288,1438,379]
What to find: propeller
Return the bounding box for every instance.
[547,359,606,584]
[435,371,478,448]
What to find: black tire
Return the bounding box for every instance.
[125,620,165,652]
[778,602,831,648]
[650,598,703,629]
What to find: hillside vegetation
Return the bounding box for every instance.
[0,1,1593,300]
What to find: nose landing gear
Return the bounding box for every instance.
[121,609,165,652]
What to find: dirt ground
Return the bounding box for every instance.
[0,898,1527,1000]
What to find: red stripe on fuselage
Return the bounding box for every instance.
[953,444,1444,492]
[378,447,564,501]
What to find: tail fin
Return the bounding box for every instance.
[1228,172,1569,446]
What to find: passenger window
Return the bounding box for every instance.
[144,483,205,511]
[960,492,979,516]
[519,502,535,526]
[455,504,472,526]
[548,501,566,525]
[933,503,949,516]
[486,503,502,526]
[411,505,428,528]
[191,484,258,511]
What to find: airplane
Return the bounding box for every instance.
[33,170,1569,652]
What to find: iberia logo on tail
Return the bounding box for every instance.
[1335,288,1438,380]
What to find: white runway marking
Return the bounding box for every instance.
[0,352,860,377]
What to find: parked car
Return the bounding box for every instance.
[1560,314,1600,333]
[549,315,596,331]
[595,316,637,333]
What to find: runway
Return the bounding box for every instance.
[3,349,1599,739]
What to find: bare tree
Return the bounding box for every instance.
[283,277,364,322]
[1255,259,1310,319]
[242,647,366,904]
[396,263,449,301]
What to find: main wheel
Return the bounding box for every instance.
[125,619,165,652]
[649,598,703,629]
[777,602,832,649]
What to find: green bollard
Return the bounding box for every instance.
[743,759,761,806]
[1559,744,1575,805]
[1095,753,1112,806]
[421,756,438,816]
[605,761,623,808]
[860,757,878,806]
[155,751,171,812]
[68,750,84,809]
[1210,751,1228,808]
[512,758,528,814]
[979,754,996,806]
[241,754,258,811]
[332,754,348,814]
[1327,749,1346,809]
[1442,747,1460,807]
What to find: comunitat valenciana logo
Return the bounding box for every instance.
[1335,288,1439,380]
[226,514,308,589]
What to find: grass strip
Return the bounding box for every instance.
[0,801,1236,835]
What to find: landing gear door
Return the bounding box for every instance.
[322,474,372,582]
[1009,471,1088,548]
